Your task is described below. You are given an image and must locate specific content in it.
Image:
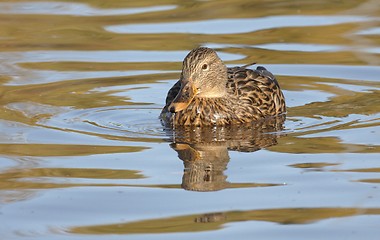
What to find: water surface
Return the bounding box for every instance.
[0,0,380,239]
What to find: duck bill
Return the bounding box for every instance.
[169,81,197,113]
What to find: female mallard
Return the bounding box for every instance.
[161,47,286,126]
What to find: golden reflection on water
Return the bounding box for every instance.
[0,144,146,156]
[0,0,379,239]
[70,207,380,234]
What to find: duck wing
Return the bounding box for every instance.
[162,80,181,111]
[227,65,286,118]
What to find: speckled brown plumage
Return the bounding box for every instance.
[160,47,286,126]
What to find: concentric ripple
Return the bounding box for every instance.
[43,106,167,142]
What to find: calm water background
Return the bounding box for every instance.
[0,0,380,239]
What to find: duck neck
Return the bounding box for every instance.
[197,68,228,98]
[197,86,227,98]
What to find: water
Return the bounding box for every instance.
[0,0,379,239]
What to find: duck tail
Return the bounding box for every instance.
[241,62,257,69]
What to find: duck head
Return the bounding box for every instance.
[169,47,228,113]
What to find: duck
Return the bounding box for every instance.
[160,47,286,126]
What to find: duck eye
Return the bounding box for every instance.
[201,64,208,70]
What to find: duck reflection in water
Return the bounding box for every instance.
[166,115,285,192]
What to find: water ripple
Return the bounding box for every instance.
[0,50,244,63]
[266,64,380,81]
[44,107,166,141]
[106,15,375,34]
[0,2,176,16]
